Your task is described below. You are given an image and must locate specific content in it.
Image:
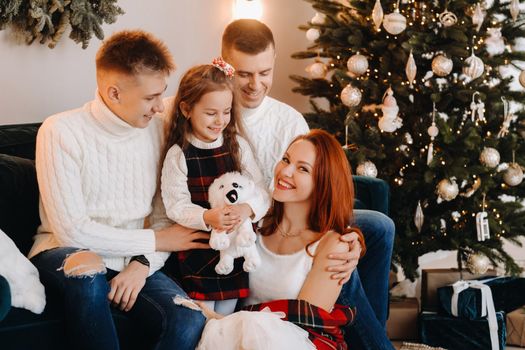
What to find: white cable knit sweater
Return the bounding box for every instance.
[29,93,170,274]
[240,96,309,189]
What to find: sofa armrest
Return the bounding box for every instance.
[352,175,390,216]
[0,274,11,322]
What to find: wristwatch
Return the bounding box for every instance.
[130,255,150,268]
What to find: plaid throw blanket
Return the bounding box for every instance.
[243,299,356,350]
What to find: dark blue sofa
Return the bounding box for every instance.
[0,122,390,349]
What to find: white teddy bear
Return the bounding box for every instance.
[208,172,262,275]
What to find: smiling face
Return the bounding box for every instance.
[226,46,275,109]
[106,71,168,128]
[273,139,317,204]
[181,89,233,143]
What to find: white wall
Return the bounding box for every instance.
[0,0,312,125]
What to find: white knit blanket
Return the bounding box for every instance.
[0,229,45,314]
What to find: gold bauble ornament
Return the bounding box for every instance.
[383,9,406,35]
[466,253,491,274]
[503,163,524,187]
[347,54,368,76]
[305,61,328,79]
[463,52,484,80]
[436,178,459,202]
[479,147,500,168]
[519,70,525,88]
[340,84,362,107]
[432,55,453,77]
[356,161,378,178]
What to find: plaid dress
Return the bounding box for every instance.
[164,142,249,300]
[243,299,356,350]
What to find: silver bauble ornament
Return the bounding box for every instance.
[510,0,520,22]
[306,61,328,79]
[463,52,484,80]
[356,161,378,178]
[372,0,384,31]
[519,71,525,88]
[466,253,491,274]
[383,9,406,35]
[347,54,369,76]
[432,55,453,77]
[405,50,417,87]
[503,163,524,186]
[439,10,457,27]
[306,28,320,41]
[311,12,325,25]
[479,147,500,168]
[340,84,362,107]
[436,178,459,201]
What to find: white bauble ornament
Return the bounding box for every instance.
[472,3,485,32]
[306,28,320,41]
[427,124,439,138]
[347,54,368,76]
[479,147,500,168]
[306,61,328,79]
[466,253,491,274]
[503,163,524,186]
[372,0,384,31]
[439,10,457,27]
[383,9,406,35]
[510,0,520,22]
[436,178,459,201]
[311,12,325,25]
[519,70,525,88]
[432,55,453,77]
[463,52,484,80]
[405,50,417,88]
[356,161,378,178]
[485,28,505,57]
[340,84,362,107]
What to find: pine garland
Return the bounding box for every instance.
[0,0,124,49]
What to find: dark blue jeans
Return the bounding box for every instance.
[31,247,205,350]
[338,209,395,350]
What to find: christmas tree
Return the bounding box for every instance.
[291,0,525,279]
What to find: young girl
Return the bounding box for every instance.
[160,58,269,315]
[197,129,366,350]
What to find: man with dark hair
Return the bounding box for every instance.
[29,30,206,350]
[221,19,395,349]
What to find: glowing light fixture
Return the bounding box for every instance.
[233,0,263,20]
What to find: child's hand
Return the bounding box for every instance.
[225,203,253,231]
[204,207,240,231]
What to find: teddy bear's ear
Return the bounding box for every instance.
[208,177,223,208]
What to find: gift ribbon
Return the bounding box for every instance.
[451,280,499,350]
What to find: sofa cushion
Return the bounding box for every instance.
[0,275,10,322]
[0,123,41,160]
[0,154,40,256]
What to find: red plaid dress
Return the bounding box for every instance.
[164,143,249,300]
[243,299,356,350]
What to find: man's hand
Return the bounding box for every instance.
[155,223,210,252]
[203,207,239,231]
[326,231,362,285]
[108,261,148,312]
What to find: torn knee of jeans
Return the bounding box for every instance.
[61,250,106,277]
[173,295,201,311]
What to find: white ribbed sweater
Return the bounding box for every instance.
[29,93,170,274]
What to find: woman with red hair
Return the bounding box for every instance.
[197,129,365,350]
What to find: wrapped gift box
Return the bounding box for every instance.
[507,306,525,346]
[420,311,506,350]
[421,268,495,312]
[386,297,419,340]
[437,277,525,320]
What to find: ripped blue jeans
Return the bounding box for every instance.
[31,247,205,350]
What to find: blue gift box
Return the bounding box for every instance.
[438,277,525,320]
[420,311,506,350]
